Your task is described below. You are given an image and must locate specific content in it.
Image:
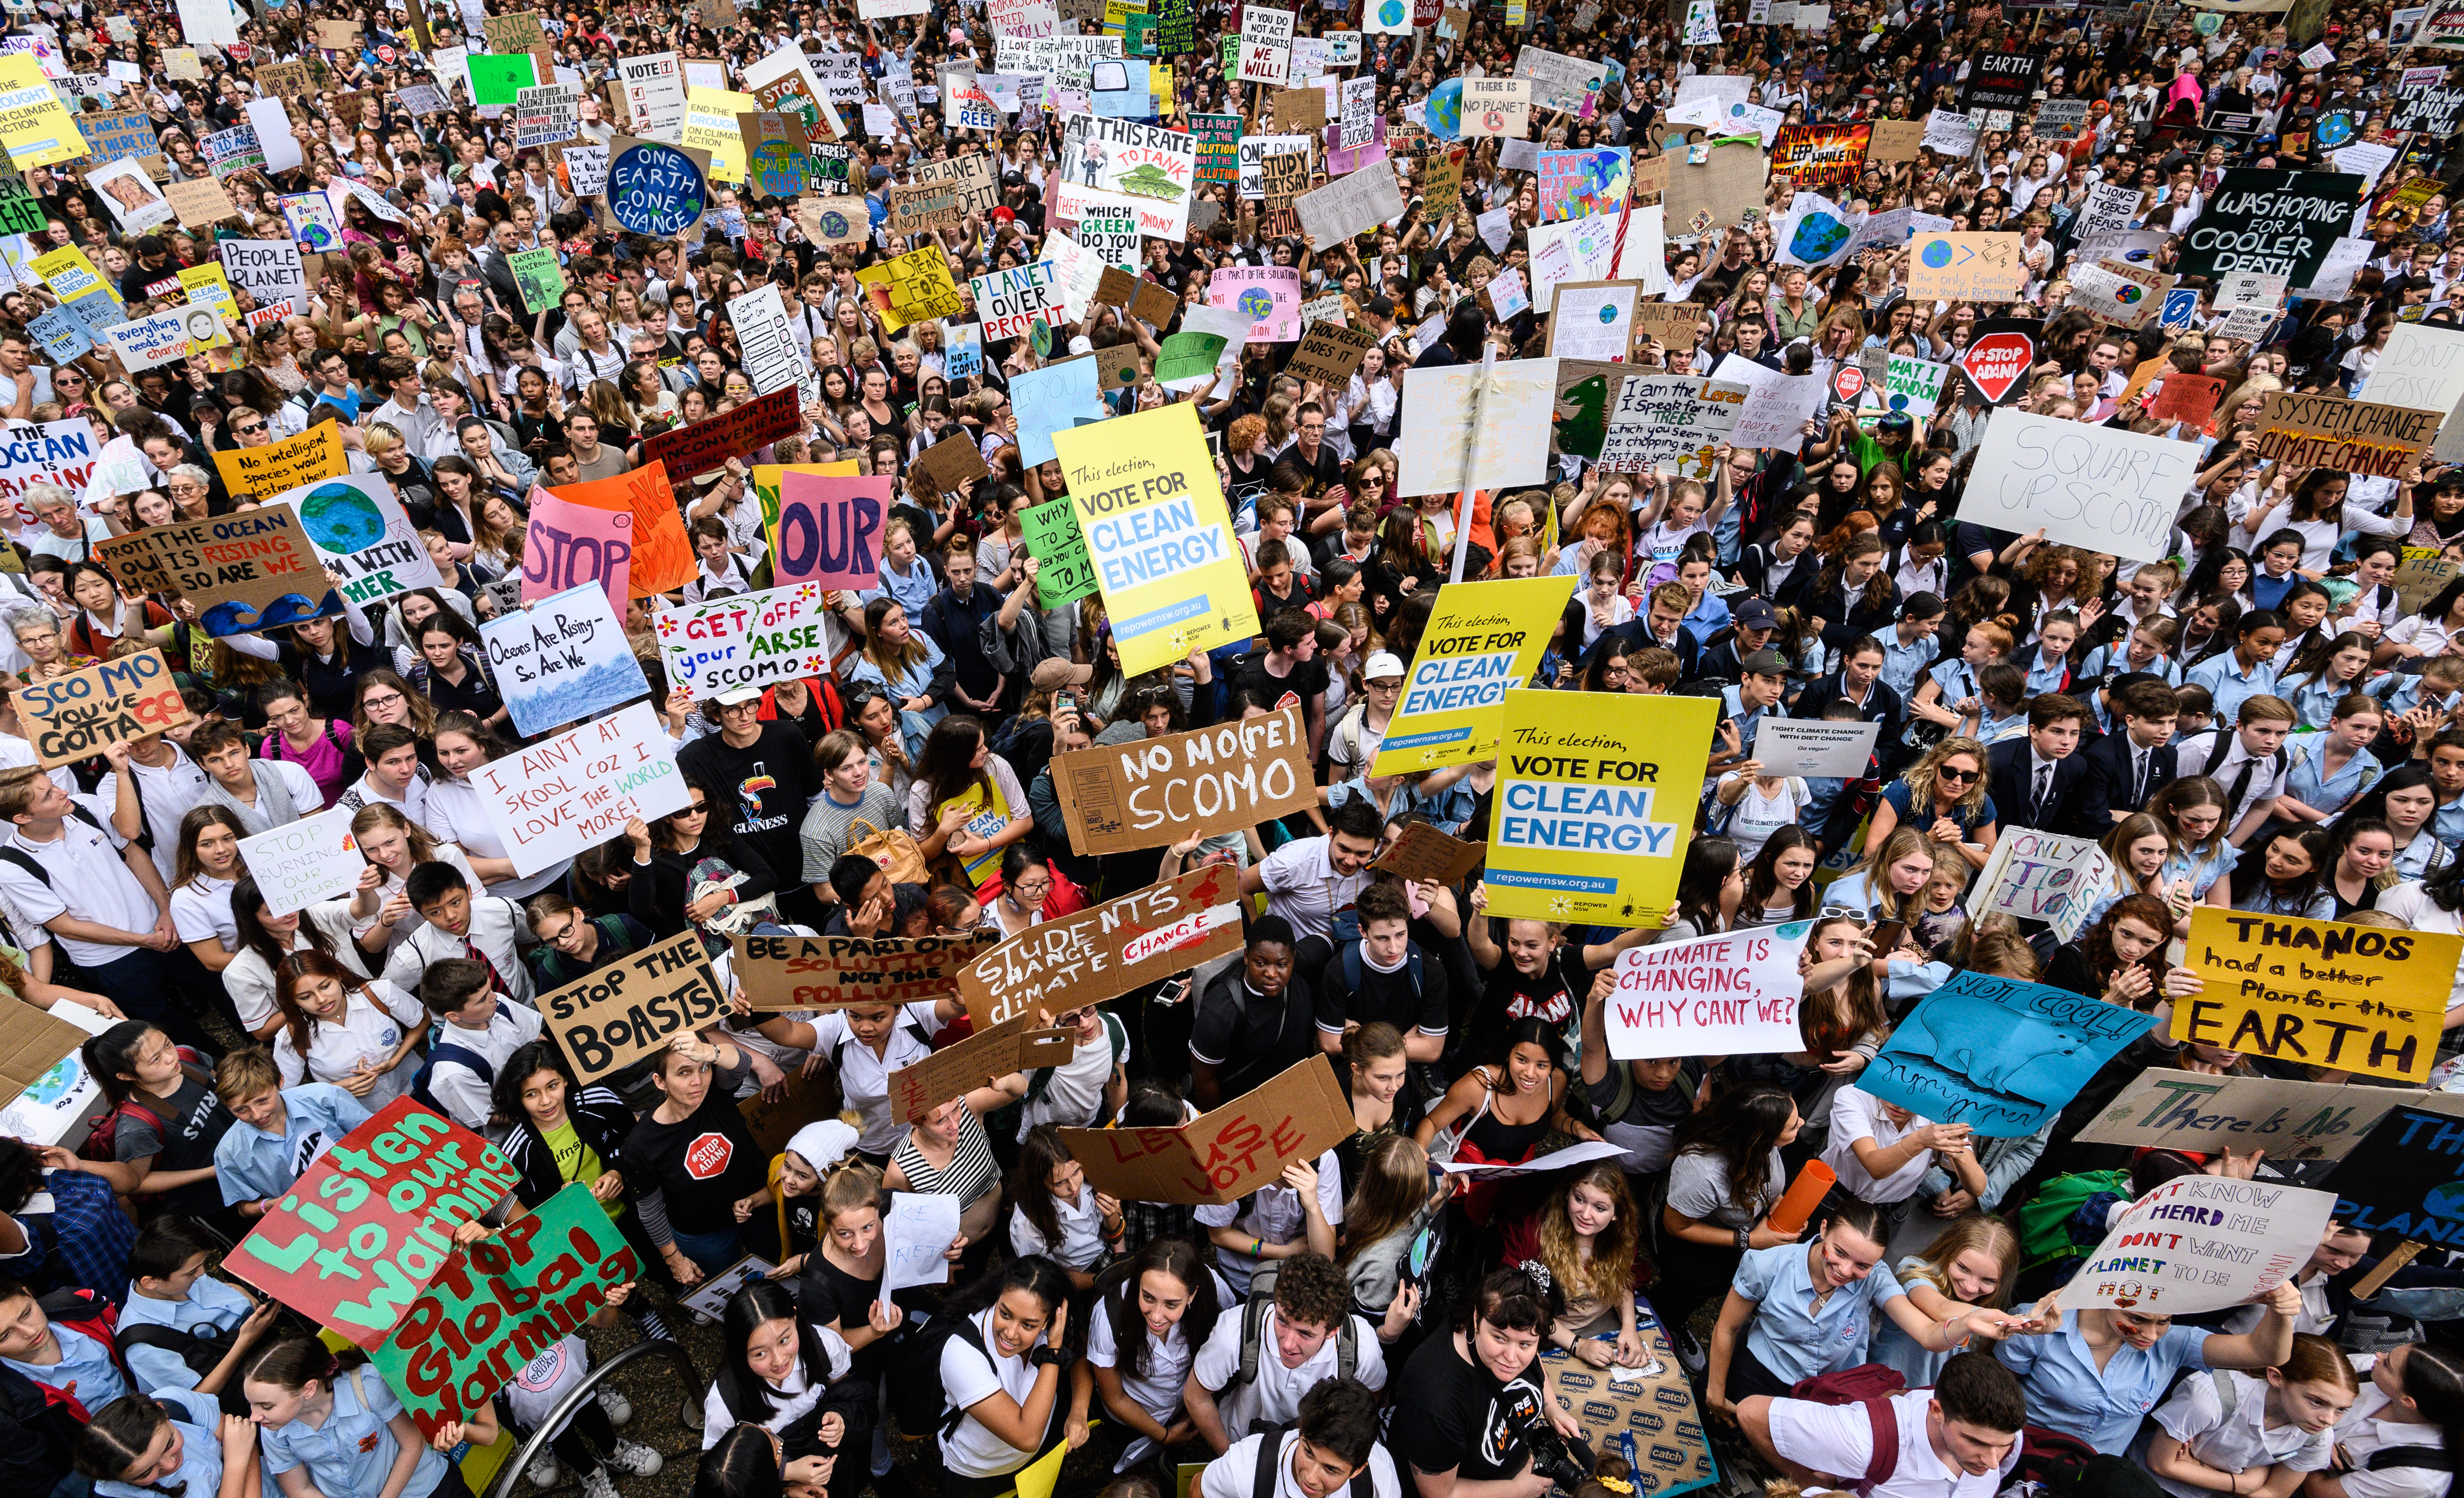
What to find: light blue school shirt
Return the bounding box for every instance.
[1721,685,1778,756]
[2078,645,2181,686]
[213,1083,371,1207]
[97,1388,225,1498]
[1684,592,1732,639]
[1997,1309,2211,1454]
[2185,653,2280,726]
[2282,737,2380,819]
[2023,651,2073,696]
[2287,677,2355,731]
[259,1364,451,1498]
[120,1274,254,1393]
[4,1323,124,1409]
[1734,1240,1905,1383]
[2163,844,2240,901]
[859,555,939,616]
[1877,634,1939,702]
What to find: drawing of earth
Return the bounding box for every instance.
[1597,304,1620,324]
[817,207,852,237]
[2428,1180,2464,1222]
[2114,284,2144,305]
[1425,78,1462,139]
[1238,287,1275,319]
[1378,0,1406,23]
[1920,239,1955,269]
[1791,212,1849,262]
[296,482,384,554]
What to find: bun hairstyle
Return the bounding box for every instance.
[693,1423,785,1498]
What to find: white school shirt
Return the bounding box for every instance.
[810,1001,940,1154]
[271,980,427,1108]
[1015,1021,1124,1137]
[1769,1389,2021,1498]
[1822,1086,1936,1204]
[1189,1300,1388,1439]
[423,775,570,898]
[350,842,485,950]
[938,1306,1052,1477]
[1008,1183,1107,1269]
[1085,1276,1227,1434]
[700,1324,855,1447]
[222,901,370,1033]
[0,797,159,967]
[128,753,210,882]
[2143,1369,2333,1498]
[169,875,236,952]
[2330,1377,2451,1498]
[1195,1148,1346,1297]
[1202,1432,1403,1498]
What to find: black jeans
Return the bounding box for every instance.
[546,1397,621,1475]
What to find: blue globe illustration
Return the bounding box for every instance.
[1379,0,1406,22]
[1425,78,1462,139]
[296,482,384,554]
[608,143,708,237]
[1791,212,1848,261]
[819,208,852,237]
[1920,240,1954,268]
[1596,304,1619,324]
[2429,1179,2464,1222]
[1238,288,1275,318]
[1888,394,1909,411]
[2318,114,2353,147]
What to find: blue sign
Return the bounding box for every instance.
[1859,972,2156,1137]
[606,141,708,237]
[25,305,89,361]
[2160,288,2200,331]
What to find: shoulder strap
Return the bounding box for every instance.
[0,846,51,888]
[2210,1368,2236,1425]
[2367,1447,2456,1474]
[1334,1315,1357,1382]
[430,1042,494,1084]
[1254,1425,1287,1498]
[1231,1289,1274,1396]
[1856,1396,1901,1495]
[1101,1011,1127,1070]
[2202,732,2233,777]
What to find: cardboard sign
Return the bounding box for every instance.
[958,864,1242,1030]
[1955,408,2198,566]
[2324,1107,2464,1246]
[2254,393,2440,478]
[1052,706,1314,856]
[913,433,991,496]
[1633,301,1701,352]
[886,1012,1075,1122]
[1862,972,2157,1136]
[1605,922,1814,1061]
[2148,372,2226,428]
[539,929,726,1083]
[1972,829,2117,943]
[1542,1339,1716,1495]
[223,1099,519,1346]
[1056,1056,1353,1205]
[371,1184,639,1439]
[2070,258,2172,330]
[2070,1176,2336,1316]
[14,647,188,767]
[1372,822,1486,887]
[737,931,1000,1011]
[480,584,647,740]
[2077,1069,2464,1163]
[1271,86,1325,130]
[1485,690,1718,923]
[470,702,690,878]
[1867,118,1924,162]
[109,510,337,636]
[2180,909,2452,1083]
[1907,232,2027,300]
[0,998,104,1146]
[236,807,363,918]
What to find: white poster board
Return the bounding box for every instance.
[236,806,364,918]
[1604,922,1814,1061]
[1751,718,1880,779]
[2069,1178,2335,1316]
[1954,407,2198,565]
[882,1191,962,1295]
[470,700,689,876]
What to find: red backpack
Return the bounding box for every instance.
[1787,1363,2095,1495]
[76,1097,163,1166]
[30,1287,123,1420]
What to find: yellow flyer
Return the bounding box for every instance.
[856,245,966,333]
[2179,908,2453,1083]
[681,87,757,183]
[1371,575,1578,775]
[177,263,235,314]
[0,55,84,168]
[1485,689,1717,925]
[1052,402,1257,677]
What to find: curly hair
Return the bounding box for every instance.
[1270,1251,1352,1332]
[1901,736,1992,819]
[1534,1163,1640,1314]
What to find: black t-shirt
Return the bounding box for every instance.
[679,722,815,893]
[1389,1330,1546,1483]
[114,1075,232,1216]
[1231,652,1329,716]
[1316,941,1450,1041]
[625,1086,767,1228]
[1190,969,1318,1100]
[797,1250,892,1379]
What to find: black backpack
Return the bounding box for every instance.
[1252,1424,1371,1498]
[888,1308,992,1441]
[1220,1264,1358,1432]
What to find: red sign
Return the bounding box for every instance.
[684,1132,734,1178]
[378,45,396,62]
[1414,0,1443,22]
[1832,367,1865,403]
[1960,330,2035,405]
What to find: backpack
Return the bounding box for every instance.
[888,1307,992,1441]
[30,1288,122,1420]
[2017,1168,2132,1270]
[78,1096,165,1166]
[1785,1366,1907,1498]
[1222,1262,1358,1431]
[408,1042,496,1124]
[0,805,111,952]
[1252,1424,1371,1498]
[1022,1010,1128,1110]
[1338,941,1422,1013]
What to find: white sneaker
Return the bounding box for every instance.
[526,1455,563,1488]
[582,1466,621,1498]
[598,1389,633,1427]
[608,1442,663,1478]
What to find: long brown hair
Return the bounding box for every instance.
[173,804,250,891]
[272,950,378,1064]
[1339,1130,1433,1268]
[1535,1162,1641,1312]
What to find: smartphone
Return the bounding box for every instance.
[1870,919,1907,953]
[1153,976,1191,1007]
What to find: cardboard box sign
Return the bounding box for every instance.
[2076,1067,2464,1163]
[958,863,1243,1030]
[738,930,999,1010]
[1542,1336,1719,1497]
[1373,822,1485,886]
[16,647,190,767]
[1050,706,1315,856]
[887,1012,1076,1122]
[1057,1056,1354,1205]
[538,929,728,1083]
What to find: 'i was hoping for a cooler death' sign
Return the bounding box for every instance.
[1485,689,1718,926]
[2071,1177,2336,1316]
[472,700,690,878]
[2179,169,2368,287]
[2180,908,2454,1083]
[1371,576,1577,775]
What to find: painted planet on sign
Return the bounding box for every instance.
[296,482,386,554]
[607,141,708,237]
[1238,287,1276,319]
[2428,1180,2464,1221]
[1378,0,1406,23]
[1597,304,1619,324]
[1920,239,1954,269]
[2114,284,2144,305]
[1424,77,1462,139]
[818,208,852,237]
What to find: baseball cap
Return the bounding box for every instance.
[1734,598,1779,631]
[715,685,764,706]
[1365,651,1405,681]
[1738,648,1789,678]
[1032,659,1094,689]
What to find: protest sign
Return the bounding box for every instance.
[2254,393,2440,478]
[0,417,97,523]
[1297,164,1405,245]
[471,701,689,877]
[737,931,1000,1010]
[103,307,212,371]
[236,807,362,917]
[1511,45,1608,112]
[2181,169,2368,285]
[1397,360,1557,496]
[1955,408,2198,565]
[15,648,189,767]
[913,434,990,498]
[2324,1108,2464,1247]
[1054,116,1197,240]
[1051,706,1314,855]
[2180,908,2452,1083]
[958,863,1242,1030]
[111,511,336,636]
[1372,577,1576,775]
[76,110,164,179]
[1538,148,1631,221]
[603,135,709,238]
[1051,403,1254,677]
[1016,498,1098,611]
[1907,232,2026,300]
[1604,922,1814,1061]
[772,474,886,590]
[523,489,633,611]
[1770,122,1869,187]
[1373,823,1486,886]
[971,263,1060,343]
[539,928,726,1083]
[211,423,345,499]
[653,584,835,701]
[855,245,968,332]
[540,462,694,599]
[1208,266,1303,342]
[1972,829,2116,942]
[515,83,578,147]
[1464,76,1529,136]
[1713,354,1827,451]
[2070,258,2171,330]
[480,584,647,739]
[0,54,83,165]
[1193,112,1241,181]
[223,1099,519,1345]
[1634,302,1702,353]
[270,472,443,609]
[1058,1057,1353,1205]
[883,1192,963,1295]
[1862,971,2156,1136]
[1287,321,1376,386]
[1486,690,1718,924]
[887,1013,1076,1122]
[2371,324,2464,416]
[2078,1069,2464,1163]
[217,237,304,310]
[0,999,106,1147]
[1880,354,1949,419]
[1547,281,1638,362]
[371,1183,638,1439]
[1750,718,1880,779]
[2069,1177,2336,1315]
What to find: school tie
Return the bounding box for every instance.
[2132,749,2149,808]
[2034,765,2051,817]
[462,937,510,1003]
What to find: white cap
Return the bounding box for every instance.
[715,685,764,706]
[1365,651,1406,681]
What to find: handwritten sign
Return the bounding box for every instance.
[653,583,835,700]
[1907,232,2026,300]
[211,423,345,499]
[2072,1177,2336,1316]
[957,864,1241,1030]
[522,488,633,612]
[1058,1057,1353,1205]
[2180,908,2452,1083]
[1861,971,2156,1136]
[272,472,443,609]
[236,807,362,918]
[1050,707,1314,856]
[1955,408,2198,566]
[14,647,189,767]
[480,583,649,739]
[1973,829,2117,943]
[2324,1108,2464,1247]
[2255,393,2441,479]
[1605,922,1813,1061]
[2079,1069,2464,1163]
[540,929,727,1083]
[772,474,885,589]
[110,511,337,636]
[736,931,1000,1010]
[886,1012,1075,1122]
[470,702,689,878]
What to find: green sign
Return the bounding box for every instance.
[466,51,537,107]
[1021,497,1098,611]
[1155,330,1227,385]
[509,246,565,313]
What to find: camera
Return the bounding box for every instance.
[1518,1419,1591,1493]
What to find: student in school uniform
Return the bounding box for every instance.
[207,1050,373,1222]
[241,1338,473,1498]
[118,1217,281,1406]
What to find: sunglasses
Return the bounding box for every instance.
[1936,766,1979,783]
[236,422,266,435]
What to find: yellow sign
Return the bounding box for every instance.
[855,245,966,333]
[0,55,85,168]
[2180,908,2453,1083]
[680,86,757,183]
[31,245,112,305]
[212,424,347,501]
[1371,575,1578,776]
[1052,402,1257,677]
[1484,689,1718,924]
[177,264,236,326]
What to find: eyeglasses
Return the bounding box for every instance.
[1936,766,1979,783]
[364,690,404,707]
[1013,878,1053,898]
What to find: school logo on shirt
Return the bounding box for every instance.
[359,1433,382,1453]
[292,1130,328,1178]
[684,1132,734,1179]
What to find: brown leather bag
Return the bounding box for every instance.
[845,815,930,887]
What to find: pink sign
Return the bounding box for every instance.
[521,487,633,612]
[1208,266,1304,343]
[775,472,889,589]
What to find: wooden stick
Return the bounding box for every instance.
[2351,1240,2430,1301]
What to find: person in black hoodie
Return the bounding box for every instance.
[623,774,784,948]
